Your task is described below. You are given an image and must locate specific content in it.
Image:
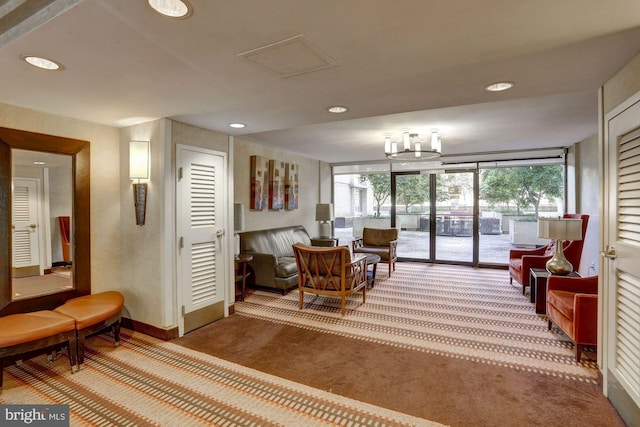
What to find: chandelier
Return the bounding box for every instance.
[384,130,441,160]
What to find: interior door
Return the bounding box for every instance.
[176,145,227,335]
[11,178,40,277]
[603,95,640,421]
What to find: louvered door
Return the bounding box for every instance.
[177,145,227,334]
[604,97,640,418]
[12,178,40,277]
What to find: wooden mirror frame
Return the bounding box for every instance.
[0,126,90,315]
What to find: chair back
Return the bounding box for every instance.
[362,228,398,246]
[292,244,353,292]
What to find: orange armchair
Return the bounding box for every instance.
[546,275,598,362]
[509,214,589,293]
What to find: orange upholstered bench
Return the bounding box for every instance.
[54,291,124,367]
[0,311,78,388]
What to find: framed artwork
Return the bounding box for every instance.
[250,155,269,210]
[269,159,286,210]
[285,163,299,210]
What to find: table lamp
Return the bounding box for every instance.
[315,203,334,239]
[537,217,583,275]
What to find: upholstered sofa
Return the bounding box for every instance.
[239,225,312,293]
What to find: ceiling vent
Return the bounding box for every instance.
[238,34,338,78]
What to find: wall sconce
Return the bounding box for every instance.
[130,141,149,226]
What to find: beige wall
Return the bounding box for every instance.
[603,50,640,114]
[119,119,233,329]
[234,138,327,237]
[574,134,599,276]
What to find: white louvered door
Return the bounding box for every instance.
[12,178,40,272]
[604,97,640,414]
[177,145,227,334]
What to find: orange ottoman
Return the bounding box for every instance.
[54,291,124,367]
[0,311,78,388]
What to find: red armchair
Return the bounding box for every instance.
[546,275,598,362]
[509,214,589,293]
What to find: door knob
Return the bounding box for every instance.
[216,229,225,238]
[600,246,618,259]
[28,224,36,229]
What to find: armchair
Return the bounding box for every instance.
[351,227,398,277]
[509,214,589,292]
[292,243,367,315]
[546,275,598,362]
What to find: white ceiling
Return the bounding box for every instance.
[2,0,640,164]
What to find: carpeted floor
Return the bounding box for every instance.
[1,331,440,426]
[174,263,624,427]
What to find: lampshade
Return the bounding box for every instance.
[384,130,441,160]
[129,141,150,179]
[537,218,583,240]
[315,203,334,222]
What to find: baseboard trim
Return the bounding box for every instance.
[121,317,179,341]
[229,304,235,315]
[607,369,640,427]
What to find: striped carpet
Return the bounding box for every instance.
[236,263,598,383]
[1,331,443,426]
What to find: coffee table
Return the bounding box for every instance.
[364,254,381,287]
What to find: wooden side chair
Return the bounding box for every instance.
[292,243,367,315]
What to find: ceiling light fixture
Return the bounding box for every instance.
[327,106,348,114]
[485,81,514,92]
[22,55,62,70]
[229,123,246,129]
[385,129,441,160]
[147,0,192,18]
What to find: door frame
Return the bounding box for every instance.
[391,168,479,266]
[601,87,640,421]
[175,143,231,336]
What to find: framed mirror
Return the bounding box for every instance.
[0,126,90,315]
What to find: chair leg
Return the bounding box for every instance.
[510,277,513,284]
[341,296,346,316]
[299,290,304,310]
[388,262,392,277]
[548,319,552,330]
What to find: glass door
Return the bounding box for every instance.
[392,173,430,261]
[434,171,475,263]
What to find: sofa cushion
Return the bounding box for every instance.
[275,256,298,277]
[547,290,575,319]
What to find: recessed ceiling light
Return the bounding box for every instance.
[485,81,515,92]
[33,161,46,165]
[229,123,246,129]
[22,55,62,70]
[148,0,192,18]
[327,106,348,113]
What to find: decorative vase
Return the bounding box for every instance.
[546,239,573,275]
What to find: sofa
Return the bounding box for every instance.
[239,225,312,293]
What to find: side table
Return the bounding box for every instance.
[311,237,339,247]
[529,268,579,314]
[235,254,253,302]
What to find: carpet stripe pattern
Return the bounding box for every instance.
[236,263,598,383]
[1,331,443,426]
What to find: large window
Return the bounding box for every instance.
[332,153,566,267]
